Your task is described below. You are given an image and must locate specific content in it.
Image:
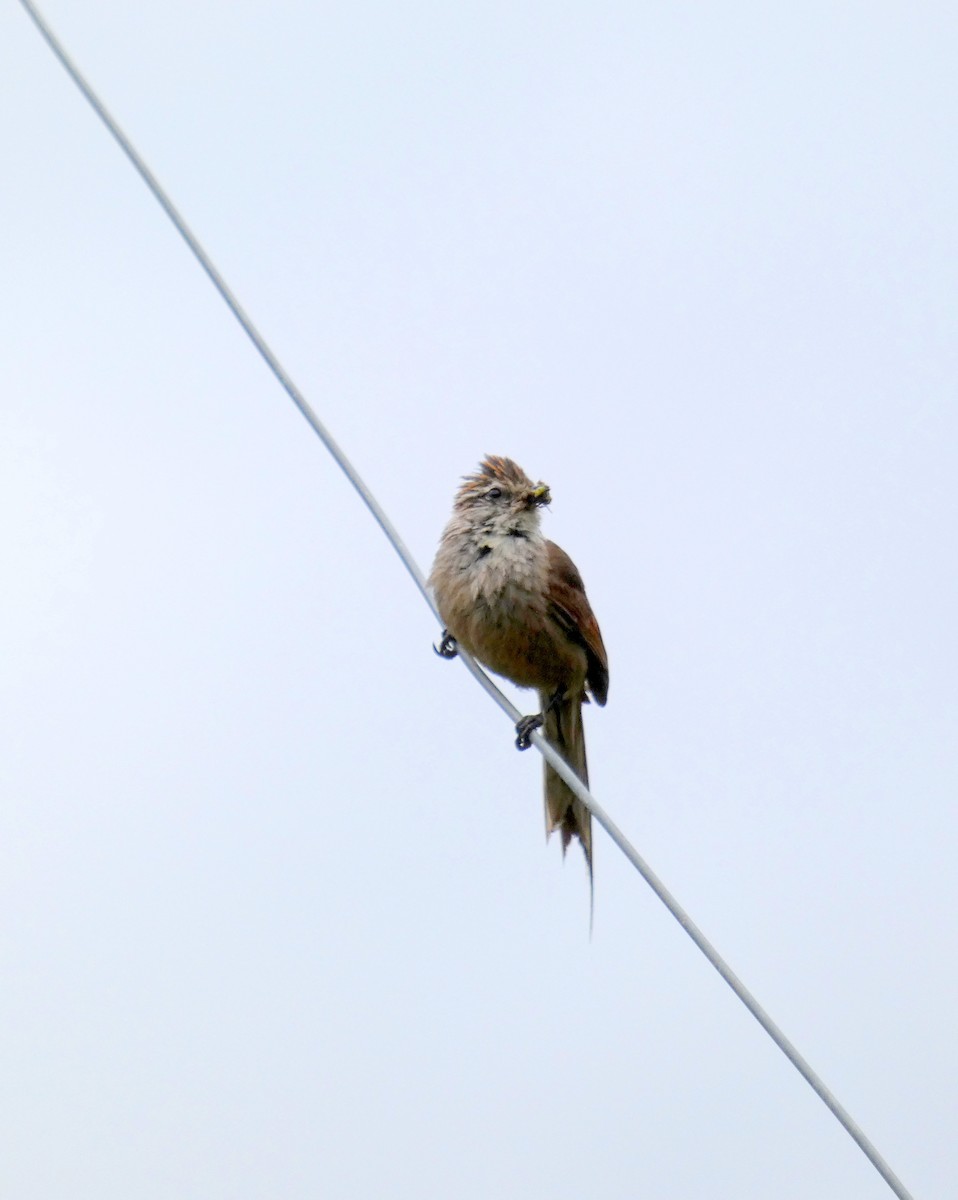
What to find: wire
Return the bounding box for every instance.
[18,5,915,1199]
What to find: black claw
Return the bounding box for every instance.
[434,630,458,659]
[515,713,544,750]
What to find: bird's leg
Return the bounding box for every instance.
[514,713,543,749]
[515,688,564,750]
[433,629,458,659]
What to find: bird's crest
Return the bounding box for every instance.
[455,455,534,503]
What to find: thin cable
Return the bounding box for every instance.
[18,5,914,1199]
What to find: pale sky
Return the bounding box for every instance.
[3,3,956,1197]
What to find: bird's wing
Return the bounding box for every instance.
[546,539,609,706]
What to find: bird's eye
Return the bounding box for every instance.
[487,487,502,500]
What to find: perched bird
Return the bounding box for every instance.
[429,455,608,894]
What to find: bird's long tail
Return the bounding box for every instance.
[541,691,593,907]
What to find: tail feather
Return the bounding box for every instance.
[542,692,593,908]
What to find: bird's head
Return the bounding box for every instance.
[454,455,551,537]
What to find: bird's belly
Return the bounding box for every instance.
[454,598,586,693]
[434,537,587,692]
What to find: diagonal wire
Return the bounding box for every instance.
[17,4,915,1199]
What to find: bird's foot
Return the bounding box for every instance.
[434,630,458,659]
[515,713,544,750]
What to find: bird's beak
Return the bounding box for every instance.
[531,483,551,506]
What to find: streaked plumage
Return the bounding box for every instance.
[429,456,608,896]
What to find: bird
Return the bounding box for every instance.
[428,455,608,897]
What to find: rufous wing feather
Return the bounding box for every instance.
[545,541,608,705]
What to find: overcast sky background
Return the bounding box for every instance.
[2,3,956,1197]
